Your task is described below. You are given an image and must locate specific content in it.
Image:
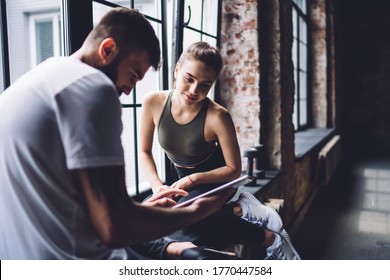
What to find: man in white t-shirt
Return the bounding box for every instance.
[0,7,233,260]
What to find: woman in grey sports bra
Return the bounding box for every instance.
[137,42,300,260]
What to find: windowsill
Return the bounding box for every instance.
[294,128,336,160]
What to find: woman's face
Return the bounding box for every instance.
[175,59,218,104]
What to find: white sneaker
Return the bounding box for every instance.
[237,191,283,233]
[237,192,301,260]
[265,230,301,260]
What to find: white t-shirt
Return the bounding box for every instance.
[0,57,127,259]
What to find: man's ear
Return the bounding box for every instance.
[98,38,118,64]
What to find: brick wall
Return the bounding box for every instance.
[310,0,328,127]
[220,0,260,160]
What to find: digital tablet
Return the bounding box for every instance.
[172,175,254,208]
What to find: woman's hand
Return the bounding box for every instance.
[169,175,195,191]
[143,188,188,208]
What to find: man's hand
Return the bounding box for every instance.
[153,185,170,193]
[143,188,188,208]
[186,187,236,217]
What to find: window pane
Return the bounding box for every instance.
[138,69,161,103]
[93,2,115,25]
[202,35,217,48]
[293,101,298,129]
[299,42,307,71]
[293,0,306,13]
[184,0,202,30]
[121,108,137,193]
[301,0,307,14]
[100,0,130,8]
[299,71,307,99]
[58,18,62,55]
[292,8,298,37]
[203,0,218,35]
[30,13,61,67]
[299,17,307,44]
[134,0,161,20]
[136,107,166,193]
[293,67,298,129]
[299,100,307,126]
[292,38,298,66]
[183,28,202,49]
[294,68,298,94]
[35,19,54,64]
[121,106,166,196]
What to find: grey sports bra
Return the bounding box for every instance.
[157,91,216,167]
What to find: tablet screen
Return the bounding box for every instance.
[172,175,254,208]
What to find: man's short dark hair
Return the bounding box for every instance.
[88,7,161,70]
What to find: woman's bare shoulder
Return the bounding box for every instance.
[207,98,230,119]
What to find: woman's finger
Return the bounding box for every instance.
[145,188,188,203]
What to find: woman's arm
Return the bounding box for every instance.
[191,105,242,184]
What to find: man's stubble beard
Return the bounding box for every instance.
[97,56,122,96]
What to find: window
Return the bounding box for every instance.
[292,0,308,130]
[0,0,62,84]
[180,0,220,49]
[29,12,62,67]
